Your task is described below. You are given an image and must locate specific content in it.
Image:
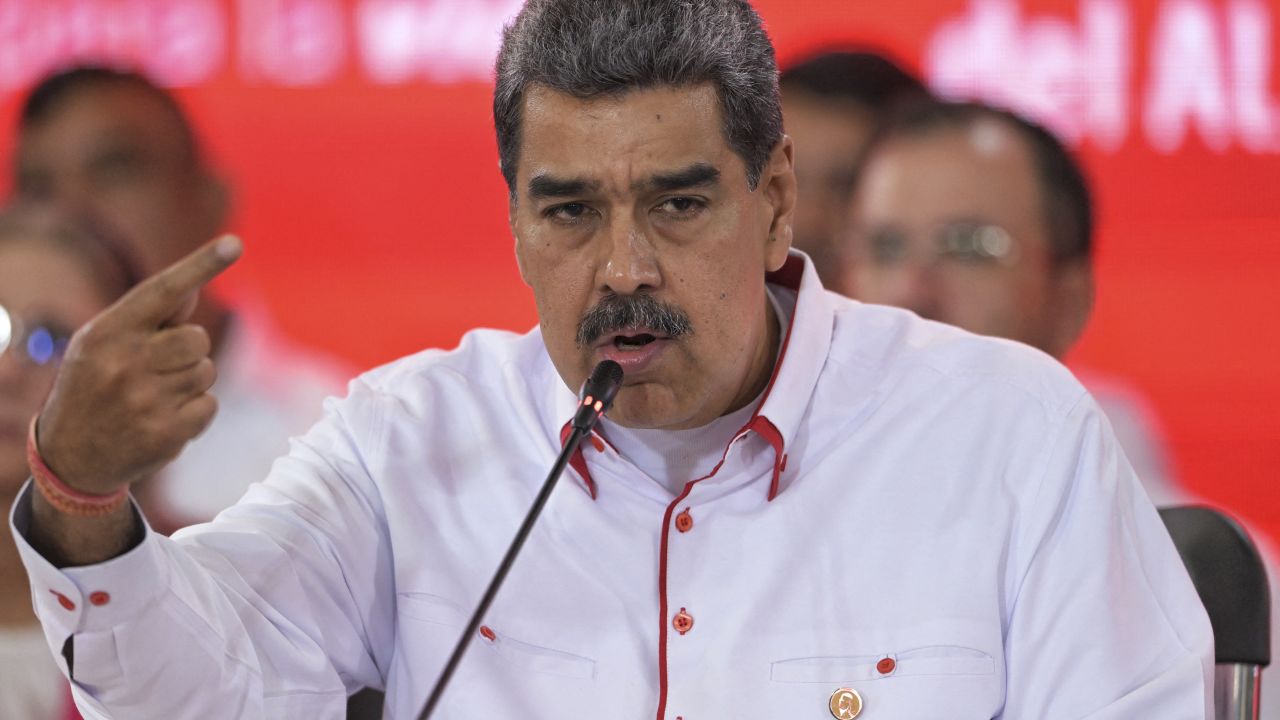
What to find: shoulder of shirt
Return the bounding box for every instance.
[215,307,358,402]
[349,326,551,400]
[824,294,1090,420]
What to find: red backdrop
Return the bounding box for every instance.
[0,0,1277,540]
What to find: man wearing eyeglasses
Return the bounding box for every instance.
[844,101,1182,500]
[847,99,1280,720]
[845,103,1092,360]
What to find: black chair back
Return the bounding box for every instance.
[1160,505,1270,720]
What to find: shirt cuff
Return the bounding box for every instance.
[8,480,170,640]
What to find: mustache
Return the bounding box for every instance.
[575,293,694,347]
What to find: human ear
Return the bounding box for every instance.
[761,135,796,272]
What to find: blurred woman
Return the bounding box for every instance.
[0,203,140,719]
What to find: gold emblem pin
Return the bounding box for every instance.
[829,687,863,719]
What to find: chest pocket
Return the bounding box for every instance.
[396,592,597,681]
[768,646,1000,719]
[771,645,995,682]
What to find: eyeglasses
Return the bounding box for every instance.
[0,304,73,368]
[857,222,1020,268]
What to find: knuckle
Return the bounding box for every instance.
[197,394,219,424]
[180,326,212,359]
[197,358,218,386]
[183,395,218,437]
[72,321,105,352]
[59,338,90,371]
[190,325,212,356]
[103,357,133,387]
[128,384,160,414]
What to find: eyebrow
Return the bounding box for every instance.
[527,174,600,201]
[526,162,722,202]
[644,163,720,193]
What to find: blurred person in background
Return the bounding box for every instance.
[0,203,139,719]
[843,100,1177,499]
[845,101,1280,716]
[11,66,350,526]
[779,49,930,294]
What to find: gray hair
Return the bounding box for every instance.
[494,0,783,196]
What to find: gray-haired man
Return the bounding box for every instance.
[12,1,1211,717]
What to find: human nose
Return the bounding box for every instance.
[599,215,661,296]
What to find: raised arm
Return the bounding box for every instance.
[11,235,393,717]
[29,234,242,566]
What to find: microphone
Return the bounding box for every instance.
[417,360,624,719]
[573,358,624,432]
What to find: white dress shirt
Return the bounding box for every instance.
[10,253,1212,719]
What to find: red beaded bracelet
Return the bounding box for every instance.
[27,417,129,517]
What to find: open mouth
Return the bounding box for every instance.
[594,328,672,373]
[613,333,659,350]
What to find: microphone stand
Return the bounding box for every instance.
[417,360,622,719]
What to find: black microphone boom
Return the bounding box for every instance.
[416,360,624,719]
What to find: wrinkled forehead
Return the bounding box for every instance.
[515,82,744,198]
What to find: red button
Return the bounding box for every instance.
[673,608,694,635]
[479,625,496,642]
[876,657,896,675]
[50,590,75,611]
[89,591,111,606]
[675,508,693,533]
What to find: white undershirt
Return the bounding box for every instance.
[600,286,793,496]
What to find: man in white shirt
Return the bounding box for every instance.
[12,66,349,526]
[10,1,1211,718]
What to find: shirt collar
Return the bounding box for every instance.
[555,250,833,501]
[743,250,833,499]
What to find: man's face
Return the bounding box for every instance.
[846,121,1089,357]
[14,84,224,276]
[512,83,795,430]
[782,90,874,295]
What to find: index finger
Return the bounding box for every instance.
[112,235,243,326]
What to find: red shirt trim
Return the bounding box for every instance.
[558,422,598,500]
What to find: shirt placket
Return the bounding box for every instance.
[654,436,773,720]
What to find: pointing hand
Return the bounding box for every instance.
[34,235,243,495]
